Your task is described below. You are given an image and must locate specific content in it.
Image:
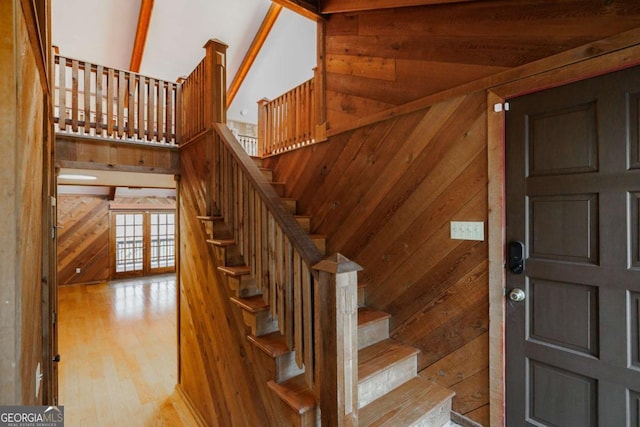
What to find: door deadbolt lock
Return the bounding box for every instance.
[508,241,525,274]
[508,288,526,302]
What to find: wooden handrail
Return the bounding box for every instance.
[213,123,323,274]
[213,123,323,385]
[214,124,360,425]
[183,37,358,425]
[53,54,181,144]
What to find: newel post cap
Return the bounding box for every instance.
[313,253,363,274]
[203,38,229,51]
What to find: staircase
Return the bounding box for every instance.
[197,153,456,426]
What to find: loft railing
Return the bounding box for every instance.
[236,134,258,156]
[53,55,181,144]
[181,40,227,143]
[257,69,326,157]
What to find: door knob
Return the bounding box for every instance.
[508,288,526,302]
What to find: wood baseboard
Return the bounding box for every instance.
[174,384,209,427]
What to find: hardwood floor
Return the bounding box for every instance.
[58,274,195,427]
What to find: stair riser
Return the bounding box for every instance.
[273,395,317,427]
[358,319,389,350]
[272,183,286,197]
[358,377,455,426]
[295,217,311,232]
[212,245,244,267]
[359,356,417,408]
[242,310,279,337]
[282,199,296,214]
[312,237,326,254]
[412,398,452,427]
[228,276,262,298]
[275,351,305,383]
[260,168,272,181]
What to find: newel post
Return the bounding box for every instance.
[313,253,362,427]
[257,97,269,157]
[203,38,228,124]
[313,66,327,142]
[203,39,227,215]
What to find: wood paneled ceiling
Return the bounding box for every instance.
[274,0,483,16]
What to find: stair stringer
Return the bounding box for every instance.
[179,137,301,427]
[195,215,312,426]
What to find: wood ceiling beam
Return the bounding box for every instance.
[129,0,154,72]
[320,0,480,14]
[272,0,322,21]
[227,3,283,108]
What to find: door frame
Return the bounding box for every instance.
[486,35,640,426]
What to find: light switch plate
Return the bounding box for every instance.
[450,221,485,241]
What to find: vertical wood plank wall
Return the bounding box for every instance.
[0,0,46,405]
[323,0,640,131]
[178,137,290,426]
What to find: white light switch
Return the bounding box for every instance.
[450,221,485,241]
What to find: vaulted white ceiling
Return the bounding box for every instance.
[51,0,317,124]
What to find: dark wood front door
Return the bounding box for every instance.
[505,66,640,426]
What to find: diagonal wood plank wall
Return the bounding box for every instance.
[323,0,640,131]
[264,91,490,423]
[257,3,640,424]
[57,195,176,286]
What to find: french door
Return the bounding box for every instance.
[111,210,175,277]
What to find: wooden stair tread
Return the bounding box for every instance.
[248,331,289,357]
[206,238,235,247]
[230,295,268,312]
[267,375,316,415]
[358,307,391,327]
[359,339,420,382]
[217,265,251,276]
[196,215,222,221]
[359,376,455,426]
